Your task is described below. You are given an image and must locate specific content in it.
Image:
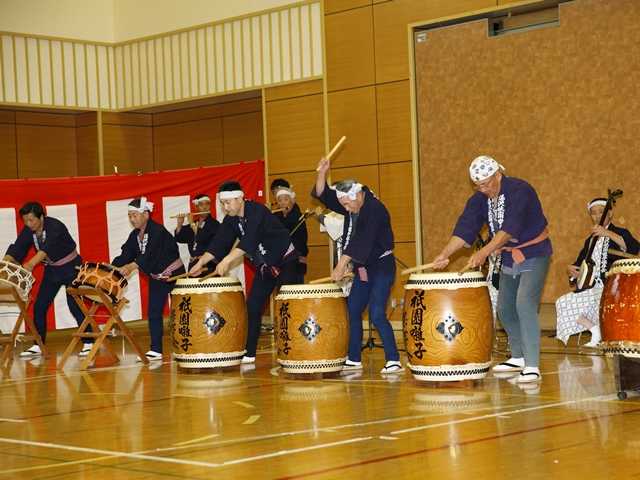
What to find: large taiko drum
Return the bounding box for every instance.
[402,271,493,381]
[274,283,348,374]
[0,260,35,301]
[600,259,640,357]
[171,277,248,368]
[71,262,128,303]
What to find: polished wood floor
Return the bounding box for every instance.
[1,321,639,480]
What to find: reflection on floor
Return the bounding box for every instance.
[0,332,639,480]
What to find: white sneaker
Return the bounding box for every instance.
[342,359,363,371]
[137,350,163,362]
[517,367,541,384]
[78,343,93,357]
[19,345,42,358]
[492,357,525,372]
[380,361,404,374]
[241,356,256,364]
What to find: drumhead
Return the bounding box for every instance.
[0,260,35,300]
[82,262,128,285]
[405,271,487,290]
[276,283,345,300]
[173,276,243,294]
[607,259,640,277]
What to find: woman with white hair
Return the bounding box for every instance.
[432,156,552,383]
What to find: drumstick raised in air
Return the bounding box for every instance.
[316,136,347,172]
[401,262,435,276]
[309,273,354,285]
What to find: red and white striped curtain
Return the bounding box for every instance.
[0,160,264,332]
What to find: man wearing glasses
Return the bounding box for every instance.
[432,155,552,384]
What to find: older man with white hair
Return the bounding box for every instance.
[432,156,552,383]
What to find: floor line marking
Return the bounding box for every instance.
[172,434,221,447]
[243,414,261,425]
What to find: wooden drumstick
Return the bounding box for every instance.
[271,207,285,213]
[198,270,221,282]
[309,273,354,285]
[458,262,477,276]
[170,211,210,219]
[608,248,640,259]
[401,262,435,276]
[316,136,347,171]
[167,268,209,282]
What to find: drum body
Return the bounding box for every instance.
[72,262,128,302]
[171,277,247,368]
[402,272,493,381]
[274,283,348,373]
[600,259,640,357]
[0,260,35,301]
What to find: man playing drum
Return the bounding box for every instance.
[112,197,185,361]
[3,202,93,357]
[432,156,552,383]
[312,157,402,374]
[189,181,299,365]
[174,193,220,273]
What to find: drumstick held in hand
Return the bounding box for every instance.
[167,268,209,282]
[316,136,347,172]
[198,270,221,282]
[401,262,435,276]
[309,273,354,285]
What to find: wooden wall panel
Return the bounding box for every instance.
[373,0,494,83]
[376,80,412,163]
[222,112,264,164]
[266,94,325,174]
[0,124,18,179]
[306,245,331,281]
[102,112,153,127]
[414,0,640,302]
[153,98,261,126]
[331,164,380,195]
[264,80,323,102]
[76,125,98,177]
[153,119,223,171]
[268,171,329,247]
[102,125,153,174]
[327,86,378,168]
[380,161,414,242]
[325,6,375,91]
[15,111,76,128]
[325,0,372,15]
[17,125,77,178]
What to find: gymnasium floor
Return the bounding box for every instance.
[1,325,638,480]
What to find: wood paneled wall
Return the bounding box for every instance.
[152,98,263,171]
[76,113,99,176]
[415,0,640,302]
[0,110,81,178]
[264,79,330,281]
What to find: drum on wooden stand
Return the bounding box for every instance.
[600,259,640,357]
[71,262,128,303]
[171,277,247,368]
[274,283,348,374]
[0,260,35,301]
[402,271,493,381]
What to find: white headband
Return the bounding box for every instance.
[587,199,607,211]
[128,196,154,213]
[219,190,244,200]
[275,188,296,199]
[331,182,363,201]
[192,196,211,205]
[469,155,505,183]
